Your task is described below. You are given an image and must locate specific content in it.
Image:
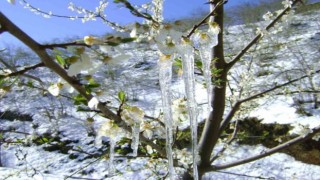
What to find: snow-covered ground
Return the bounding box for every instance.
[1,4,320,180]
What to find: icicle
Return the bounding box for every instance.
[178,38,199,180]
[109,138,116,175]
[120,106,144,157]
[193,22,220,114]
[199,48,213,113]
[131,121,140,157]
[158,54,175,179]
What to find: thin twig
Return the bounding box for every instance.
[220,69,320,133]
[0,62,44,78]
[186,0,226,38]
[208,125,320,171]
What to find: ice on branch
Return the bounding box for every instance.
[177,37,199,180]
[96,120,125,175]
[158,54,175,178]
[121,106,144,156]
[152,0,164,23]
[192,22,220,113]
[155,25,183,55]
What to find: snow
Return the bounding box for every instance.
[1,5,320,180]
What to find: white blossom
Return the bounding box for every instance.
[48,83,63,96]
[121,106,145,126]
[83,36,103,45]
[282,0,293,8]
[263,11,274,21]
[96,120,125,145]
[155,25,183,55]
[88,97,99,109]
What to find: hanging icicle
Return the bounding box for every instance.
[193,23,220,113]
[178,37,199,180]
[121,106,144,157]
[158,54,175,179]
[109,138,116,175]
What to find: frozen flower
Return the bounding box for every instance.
[84,36,103,45]
[208,22,220,35]
[262,11,273,21]
[155,24,183,55]
[96,120,124,145]
[141,122,154,139]
[172,98,188,128]
[141,121,165,139]
[175,148,192,168]
[282,0,292,8]
[121,106,145,126]
[7,0,15,4]
[88,97,99,109]
[176,37,193,55]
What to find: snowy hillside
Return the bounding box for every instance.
[1,3,320,180]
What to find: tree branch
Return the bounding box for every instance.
[0,62,44,78]
[0,11,167,158]
[186,0,226,38]
[206,125,320,171]
[41,41,90,49]
[226,0,302,69]
[220,69,320,133]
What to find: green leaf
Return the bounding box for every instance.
[56,55,66,67]
[195,60,202,69]
[120,37,136,43]
[73,94,88,105]
[118,90,126,103]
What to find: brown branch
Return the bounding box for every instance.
[41,42,90,49]
[1,62,44,77]
[227,0,302,69]
[186,0,226,38]
[205,125,320,171]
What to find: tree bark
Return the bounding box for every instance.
[198,0,227,177]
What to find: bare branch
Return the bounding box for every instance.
[41,42,90,49]
[220,69,320,132]
[186,0,226,38]
[206,125,320,171]
[21,0,126,32]
[0,62,44,78]
[0,11,167,158]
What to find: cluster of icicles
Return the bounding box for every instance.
[158,24,219,179]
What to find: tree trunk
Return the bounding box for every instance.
[198,0,227,177]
